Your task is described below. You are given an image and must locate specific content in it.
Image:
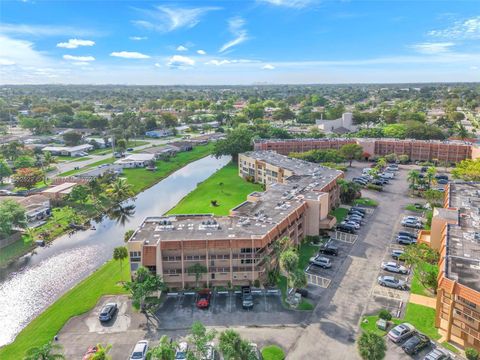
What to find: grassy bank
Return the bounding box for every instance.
[123,143,214,193]
[0,259,129,359]
[353,197,379,207]
[330,207,348,222]
[167,161,262,216]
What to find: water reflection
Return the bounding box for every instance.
[0,155,230,347]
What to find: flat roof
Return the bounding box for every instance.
[445,182,480,292]
[74,164,123,178]
[42,182,77,193]
[131,151,341,243]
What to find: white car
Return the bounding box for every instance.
[129,340,149,360]
[175,342,188,360]
[403,215,421,222]
[381,261,409,274]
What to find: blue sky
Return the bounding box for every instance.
[1,0,479,84]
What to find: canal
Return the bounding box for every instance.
[0,155,230,347]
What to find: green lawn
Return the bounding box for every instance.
[330,207,348,222]
[0,235,34,267]
[0,259,129,359]
[360,315,401,336]
[405,204,424,213]
[123,143,215,194]
[298,243,318,270]
[353,198,379,207]
[410,263,436,297]
[261,345,285,360]
[167,160,262,216]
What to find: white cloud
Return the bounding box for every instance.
[0,23,99,37]
[197,49,207,55]
[129,36,148,41]
[262,64,275,70]
[0,34,51,67]
[57,39,95,49]
[63,54,95,61]
[219,17,249,53]
[176,45,188,51]
[471,66,479,70]
[0,59,16,66]
[72,62,91,66]
[154,63,161,68]
[257,0,313,8]
[167,55,195,68]
[110,51,150,59]
[410,42,455,54]
[133,6,220,32]
[206,59,258,66]
[428,16,480,39]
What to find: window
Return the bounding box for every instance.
[130,251,141,262]
[211,273,215,280]
[241,259,253,264]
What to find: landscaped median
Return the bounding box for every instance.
[0,258,129,359]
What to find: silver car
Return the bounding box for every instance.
[387,323,415,343]
[378,275,407,290]
[130,340,149,360]
[381,261,409,274]
[309,256,332,269]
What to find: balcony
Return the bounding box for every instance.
[417,230,431,246]
[319,215,337,229]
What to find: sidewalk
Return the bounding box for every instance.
[409,293,436,308]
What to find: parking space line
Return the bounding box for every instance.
[331,231,358,244]
[306,272,331,288]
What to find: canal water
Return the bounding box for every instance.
[0,155,230,347]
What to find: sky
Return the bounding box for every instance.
[0,0,479,85]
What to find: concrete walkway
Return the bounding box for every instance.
[409,293,436,309]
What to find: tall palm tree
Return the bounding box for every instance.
[426,167,437,189]
[106,178,134,203]
[148,335,177,360]
[455,123,469,140]
[24,342,65,360]
[407,170,420,192]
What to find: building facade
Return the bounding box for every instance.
[127,151,343,289]
[254,138,480,163]
[418,182,480,351]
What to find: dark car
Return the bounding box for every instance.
[435,174,448,180]
[99,302,118,322]
[351,207,367,214]
[242,286,254,310]
[127,147,134,151]
[196,290,212,309]
[402,333,430,355]
[398,236,417,245]
[318,242,339,256]
[398,230,417,239]
[437,179,449,185]
[348,210,365,217]
[296,288,309,298]
[336,224,356,234]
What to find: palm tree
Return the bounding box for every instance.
[24,342,65,360]
[106,178,134,203]
[455,123,469,140]
[91,344,112,360]
[187,262,208,288]
[425,166,436,189]
[219,330,257,360]
[148,335,177,360]
[407,170,420,192]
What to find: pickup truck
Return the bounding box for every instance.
[242,286,254,310]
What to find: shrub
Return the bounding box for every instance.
[357,332,386,360]
[378,309,392,321]
[366,184,383,192]
[466,348,479,360]
[254,279,260,288]
[261,345,285,360]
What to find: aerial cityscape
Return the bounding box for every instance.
[1,1,480,360]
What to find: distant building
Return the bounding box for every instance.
[1,194,51,226]
[141,145,179,159]
[114,153,155,168]
[316,112,357,133]
[40,182,78,200]
[145,129,173,138]
[42,144,93,157]
[74,164,124,180]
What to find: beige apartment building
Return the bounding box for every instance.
[127,151,343,289]
[254,138,480,163]
[418,182,480,351]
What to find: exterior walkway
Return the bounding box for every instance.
[409,293,436,309]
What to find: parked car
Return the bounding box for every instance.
[336,224,356,234]
[318,242,338,256]
[201,342,217,360]
[353,178,368,186]
[435,174,448,180]
[391,249,405,260]
[175,342,189,360]
[378,275,407,290]
[398,230,417,239]
[402,219,423,229]
[402,333,431,355]
[242,286,254,310]
[348,209,365,217]
[346,215,363,223]
[83,346,98,360]
[423,348,452,360]
[341,221,360,229]
[129,340,149,360]
[351,206,367,214]
[387,323,415,343]
[382,172,395,179]
[296,288,309,298]
[127,147,134,151]
[404,215,421,222]
[196,289,212,309]
[98,302,117,322]
[437,179,449,185]
[371,180,385,186]
[0,190,13,196]
[397,236,417,245]
[381,261,409,274]
[309,255,332,268]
